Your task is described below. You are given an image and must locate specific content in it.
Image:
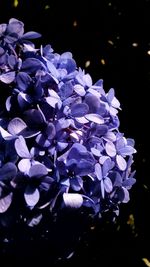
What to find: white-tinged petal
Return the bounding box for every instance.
[0,193,13,213]
[24,187,40,207]
[95,163,102,180]
[74,84,86,96]
[63,193,83,208]
[105,142,116,157]
[85,114,104,124]
[116,155,127,171]
[0,126,13,140]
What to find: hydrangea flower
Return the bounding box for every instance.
[0,18,136,227]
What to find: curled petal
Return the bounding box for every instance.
[63,193,83,208]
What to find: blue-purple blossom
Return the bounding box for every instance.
[0,18,136,226]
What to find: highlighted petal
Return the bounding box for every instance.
[116,155,127,171]
[24,186,40,207]
[105,142,116,157]
[85,114,104,124]
[0,193,13,213]
[63,193,83,208]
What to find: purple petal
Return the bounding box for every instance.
[22,58,44,74]
[6,96,12,112]
[116,137,126,150]
[4,33,18,44]
[71,177,83,191]
[93,124,108,136]
[100,181,105,198]
[76,160,94,176]
[122,178,136,187]
[8,55,17,69]
[0,71,15,84]
[0,126,13,140]
[122,187,130,203]
[46,123,56,139]
[0,162,17,181]
[59,58,76,73]
[85,114,104,124]
[29,164,48,178]
[105,142,116,157]
[15,136,30,158]
[46,95,61,109]
[91,147,101,157]
[104,177,113,193]
[127,138,135,147]
[0,23,7,34]
[46,60,59,78]
[83,74,92,87]
[116,155,127,171]
[102,158,113,176]
[56,118,72,131]
[99,156,110,164]
[24,186,40,207]
[75,117,89,124]
[8,117,27,135]
[85,94,100,113]
[23,43,38,52]
[28,214,43,227]
[103,131,116,142]
[63,193,83,208]
[91,79,104,92]
[95,163,102,180]
[112,171,122,186]
[22,31,41,39]
[17,92,32,109]
[68,143,87,159]
[61,52,72,59]
[36,134,51,147]
[20,128,40,138]
[57,142,68,151]
[61,178,70,187]
[71,103,89,117]
[16,72,31,91]
[74,84,86,96]
[111,96,120,109]
[0,193,13,213]
[60,81,74,98]
[107,88,115,103]
[118,146,136,156]
[18,158,31,174]
[24,109,45,129]
[8,18,24,36]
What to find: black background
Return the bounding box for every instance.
[0,0,150,266]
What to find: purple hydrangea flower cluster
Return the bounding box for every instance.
[0,18,136,226]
